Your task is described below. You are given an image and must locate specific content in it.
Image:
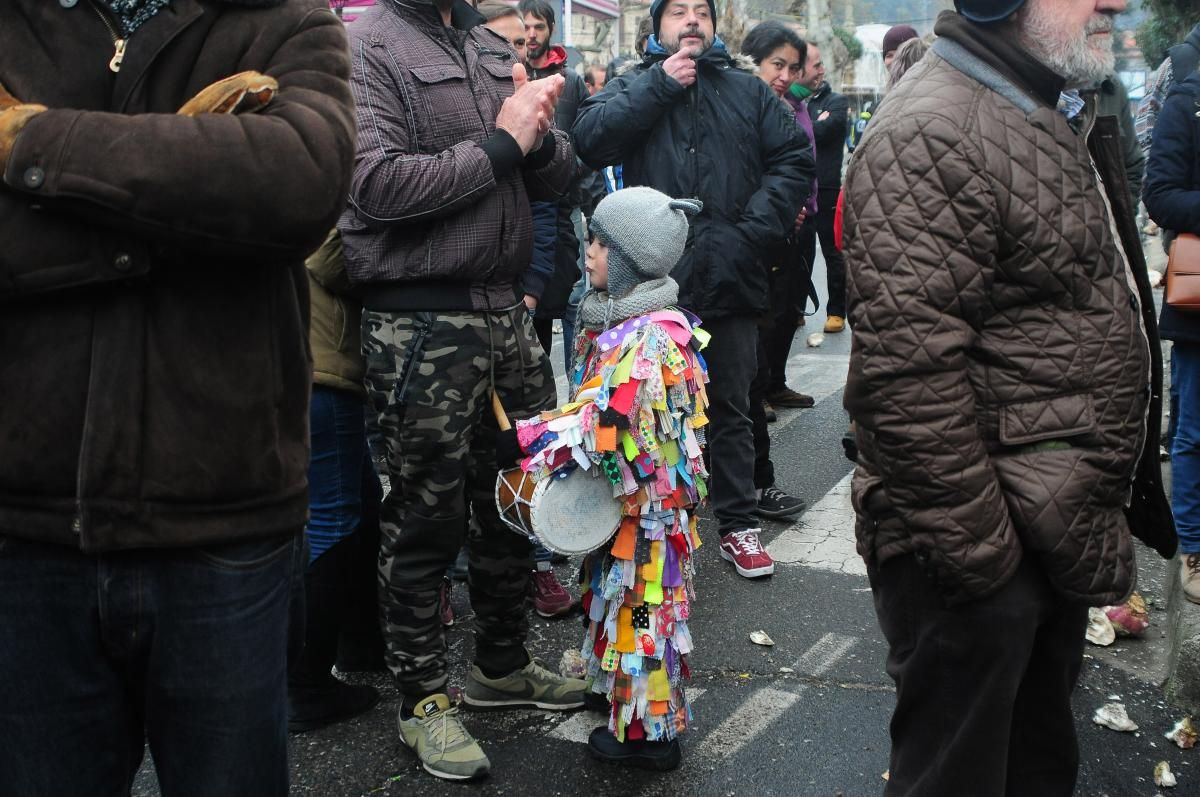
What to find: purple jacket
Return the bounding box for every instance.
[786,93,820,216]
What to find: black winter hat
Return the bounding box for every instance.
[649,0,717,37]
[954,0,1026,23]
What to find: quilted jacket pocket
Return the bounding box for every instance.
[998,393,1095,446]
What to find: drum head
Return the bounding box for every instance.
[529,467,623,556]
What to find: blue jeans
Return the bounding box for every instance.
[308,385,380,565]
[0,531,304,796]
[1173,343,1200,553]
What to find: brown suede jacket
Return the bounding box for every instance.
[0,0,355,551]
[844,13,1174,606]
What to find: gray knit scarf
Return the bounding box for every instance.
[576,277,680,332]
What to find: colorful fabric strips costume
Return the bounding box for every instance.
[514,308,710,742]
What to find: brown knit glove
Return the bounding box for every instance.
[177,71,279,116]
[0,81,46,174]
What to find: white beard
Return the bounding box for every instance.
[1018,5,1116,87]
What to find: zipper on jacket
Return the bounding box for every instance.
[88,1,127,73]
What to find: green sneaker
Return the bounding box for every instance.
[397,694,489,781]
[463,657,588,710]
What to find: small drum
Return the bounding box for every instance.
[495,466,623,556]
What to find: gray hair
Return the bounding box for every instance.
[887,37,930,90]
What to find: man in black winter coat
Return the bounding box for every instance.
[797,43,851,335]
[573,0,813,580]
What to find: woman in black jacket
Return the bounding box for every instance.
[1144,72,1200,603]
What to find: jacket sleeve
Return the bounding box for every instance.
[2,5,354,260]
[572,66,686,169]
[345,37,508,229]
[1115,82,1146,208]
[524,200,557,300]
[811,91,850,150]
[306,228,353,295]
[737,91,814,248]
[522,129,575,203]
[844,113,1018,600]
[1136,61,1172,157]
[1143,87,1200,236]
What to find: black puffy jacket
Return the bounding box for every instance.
[572,47,813,318]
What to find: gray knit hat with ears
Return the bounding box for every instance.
[589,187,703,299]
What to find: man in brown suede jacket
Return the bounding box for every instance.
[844,0,1174,793]
[0,1,354,794]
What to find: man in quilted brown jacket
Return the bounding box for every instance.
[843,0,1176,793]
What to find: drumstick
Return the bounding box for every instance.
[491,391,512,432]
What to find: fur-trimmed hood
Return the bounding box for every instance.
[616,49,755,77]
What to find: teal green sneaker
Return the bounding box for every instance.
[397,694,489,781]
[463,657,588,710]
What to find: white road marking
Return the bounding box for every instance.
[548,687,708,744]
[767,473,866,576]
[692,633,858,763]
[791,632,859,674]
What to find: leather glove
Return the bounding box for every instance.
[0,81,46,174]
[177,71,279,116]
[495,428,524,469]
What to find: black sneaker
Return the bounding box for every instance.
[755,485,806,519]
[587,727,681,771]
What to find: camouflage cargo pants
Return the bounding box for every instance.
[362,307,555,700]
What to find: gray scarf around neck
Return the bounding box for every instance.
[576,277,680,332]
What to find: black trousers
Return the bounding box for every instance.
[702,315,760,533]
[763,241,811,395]
[797,190,847,318]
[870,555,1088,797]
[749,328,774,490]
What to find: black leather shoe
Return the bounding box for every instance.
[288,679,380,733]
[587,727,681,771]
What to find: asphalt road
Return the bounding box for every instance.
[134,250,1196,796]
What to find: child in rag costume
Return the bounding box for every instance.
[499,187,709,771]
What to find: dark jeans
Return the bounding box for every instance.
[308,385,381,565]
[703,315,760,533]
[870,555,1087,796]
[1173,342,1200,553]
[764,241,811,394]
[0,531,304,796]
[798,191,847,317]
[750,327,775,490]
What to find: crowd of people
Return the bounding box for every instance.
[0,0,1193,795]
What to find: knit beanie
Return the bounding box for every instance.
[881,25,918,56]
[589,187,702,299]
[649,0,717,37]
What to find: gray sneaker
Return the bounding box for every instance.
[397,694,489,781]
[463,657,588,710]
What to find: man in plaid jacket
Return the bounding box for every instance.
[338,0,588,782]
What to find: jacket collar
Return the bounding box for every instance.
[381,0,483,32]
[1187,24,1200,58]
[643,35,731,69]
[810,81,831,100]
[934,10,1064,108]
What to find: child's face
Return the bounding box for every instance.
[586,236,608,291]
